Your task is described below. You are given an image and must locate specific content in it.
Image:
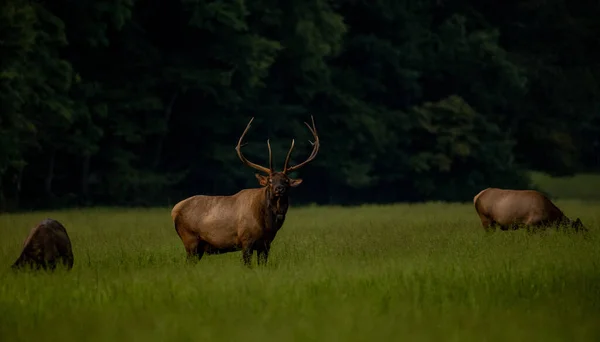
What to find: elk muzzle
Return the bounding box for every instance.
[274,185,286,196]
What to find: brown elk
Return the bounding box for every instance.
[473,188,587,233]
[171,116,320,267]
[11,218,74,271]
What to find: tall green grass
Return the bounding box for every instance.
[1,201,599,341]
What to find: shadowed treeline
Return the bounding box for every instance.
[2,0,599,211]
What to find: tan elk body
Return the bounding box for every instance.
[171,116,320,266]
[473,188,586,232]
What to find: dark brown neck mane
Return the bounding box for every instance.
[261,186,289,232]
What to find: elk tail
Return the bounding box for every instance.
[171,201,184,233]
[473,188,488,210]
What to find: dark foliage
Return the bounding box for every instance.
[1,0,598,211]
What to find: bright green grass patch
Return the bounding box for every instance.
[530,171,600,200]
[1,201,599,341]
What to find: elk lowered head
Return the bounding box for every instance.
[570,217,588,233]
[235,116,320,220]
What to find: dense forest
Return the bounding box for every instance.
[1,0,599,211]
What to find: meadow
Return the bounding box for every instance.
[1,197,599,341]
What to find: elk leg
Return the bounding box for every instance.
[175,226,203,262]
[56,242,74,269]
[193,241,206,261]
[553,219,571,233]
[484,223,497,234]
[241,242,254,268]
[479,216,496,234]
[525,220,545,234]
[183,237,203,262]
[59,256,73,269]
[47,259,57,271]
[257,242,271,266]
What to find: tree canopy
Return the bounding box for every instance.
[1,0,599,211]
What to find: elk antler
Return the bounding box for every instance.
[235,117,272,174]
[283,115,320,174]
[266,139,273,171]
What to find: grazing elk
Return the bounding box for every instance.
[473,188,587,233]
[11,218,74,271]
[171,116,320,267]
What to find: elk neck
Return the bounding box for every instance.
[259,186,289,231]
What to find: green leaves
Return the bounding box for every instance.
[186,0,249,31]
[407,95,528,200]
[1,0,597,209]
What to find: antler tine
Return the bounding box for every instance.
[235,117,271,174]
[302,117,319,160]
[282,139,295,172]
[283,115,320,174]
[267,139,273,171]
[306,115,318,136]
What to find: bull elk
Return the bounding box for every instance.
[11,218,74,271]
[171,116,320,267]
[473,188,587,233]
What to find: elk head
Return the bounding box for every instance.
[235,116,320,220]
[570,218,588,233]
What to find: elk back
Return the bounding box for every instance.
[11,218,74,271]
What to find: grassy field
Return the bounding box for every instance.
[1,201,599,341]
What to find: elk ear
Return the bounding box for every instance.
[289,178,303,187]
[255,173,269,186]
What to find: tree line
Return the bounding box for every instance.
[1,0,599,211]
